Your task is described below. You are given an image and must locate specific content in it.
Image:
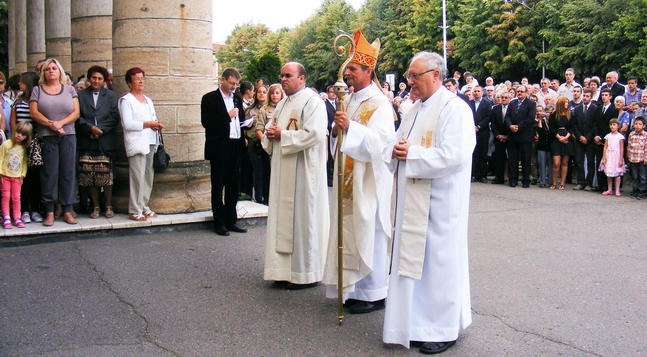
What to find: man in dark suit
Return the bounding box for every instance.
[572,88,598,191]
[600,71,625,101]
[593,88,619,192]
[201,68,247,236]
[443,78,469,104]
[469,86,492,183]
[505,85,537,188]
[324,85,336,187]
[491,92,511,184]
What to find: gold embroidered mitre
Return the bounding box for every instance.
[351,30,380,70]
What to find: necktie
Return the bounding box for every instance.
[584,105,588,115]
[603,105,608,114]
[517,99,522,110]
[502,106,507,121]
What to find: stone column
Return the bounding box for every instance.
[14,0,28,73]
[71,0,113,79]
[111,0,214,214]
[8,0,16,76]
[26,0,46,71]
[45,0,72,75]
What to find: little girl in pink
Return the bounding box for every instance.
[601,118,625,196]
[0,122,32,228]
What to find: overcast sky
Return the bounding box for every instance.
[212,0,366,43]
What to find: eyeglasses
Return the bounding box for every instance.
[225,80,238,88]
[516,90,526,93]
[279,74,294,79]
[0,81,4,85]
[406,69,437,81]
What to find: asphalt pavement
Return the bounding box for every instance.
[1,182,646,356]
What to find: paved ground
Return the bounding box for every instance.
[1,182,646,356]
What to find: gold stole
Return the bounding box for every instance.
[396,91,455,280]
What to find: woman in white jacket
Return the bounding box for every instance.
[118,67,165,221]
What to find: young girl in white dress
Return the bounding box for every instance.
[601,118,625,196]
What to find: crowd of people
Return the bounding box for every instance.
[0,59,164,228]
[366,68,647,198]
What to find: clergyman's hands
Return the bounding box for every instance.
[393,139,411,161]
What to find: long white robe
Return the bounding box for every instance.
[382,86,474,348]
[322,83,395,302]
[262,87,329,284]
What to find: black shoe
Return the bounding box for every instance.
[343,299,361,307]
[271,281,289,289]
[285,282,319,290]
[479,178,488,183]
[531,179,537,185]
[522,183,530,188]
[419,340,456,354]
[348,299,385,314]
[509,183,517,187]
[226,224,247,233]
[214,225,229,236]
[491,180,504,185]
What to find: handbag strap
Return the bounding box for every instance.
[158,129,164,145]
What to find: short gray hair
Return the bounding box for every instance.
[410,51,447,79]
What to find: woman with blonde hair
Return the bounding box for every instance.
[549,96,574,190]
[29,58,80,226]
[253,83,284,204]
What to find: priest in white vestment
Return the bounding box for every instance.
[382,52,475,355]
[262,62,330,290]
[322,30,395,314]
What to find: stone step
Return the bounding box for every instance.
[0,201,268,241]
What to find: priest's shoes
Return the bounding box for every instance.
[285,282,319,290]
[214,225,229,236]
[226,224,247,233]
[348,299,385,314]
[419,340,456,354]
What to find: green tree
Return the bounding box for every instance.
[539,0,632,78]
[283,0,358,90]
[216,23,272,78]
[245,51,282,83]
[609,0,647,80]
[453,0,544,82]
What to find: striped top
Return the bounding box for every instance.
[13,101,33,122]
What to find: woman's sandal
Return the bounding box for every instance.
[129,213,147,221]
[3,217,12,229]
[143,209,158,218]
[90,207,100,219]
[559,185,565,191]
[105,206,114,219]
[549,185,556,190]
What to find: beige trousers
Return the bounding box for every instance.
[128,145,156,215]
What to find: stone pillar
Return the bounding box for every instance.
[111,0,214,214]
[14,0,28,73]
[45,0,72,75]
[71,0,113,79]
[8,0,16,76]
[26,0,46,71]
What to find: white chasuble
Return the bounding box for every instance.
[381,86,475,347]
[262,88,330,284]
[322,83,395,301]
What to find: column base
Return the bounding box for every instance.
[112,160,212,214]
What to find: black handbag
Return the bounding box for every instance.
[153,130,170,172]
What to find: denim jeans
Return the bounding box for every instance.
[537,150,553,185]
[630,162,647,193]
